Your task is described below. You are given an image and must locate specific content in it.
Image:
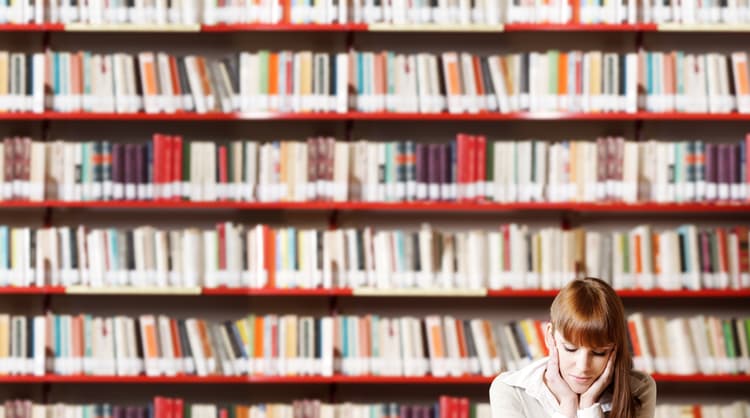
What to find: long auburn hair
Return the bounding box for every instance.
[550,277,640,418]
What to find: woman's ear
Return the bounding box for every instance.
[544,323,555,352]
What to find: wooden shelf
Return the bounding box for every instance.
[64,23,200,31]
[368,23,504,32]
[503,23,657,31]
[657,23,750,31]
[201,23,368,31]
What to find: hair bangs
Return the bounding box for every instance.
[552,283,615,349]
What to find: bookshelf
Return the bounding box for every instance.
[1,4,749,416]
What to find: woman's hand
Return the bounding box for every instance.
[544,343,578,418]
[579,350,616,409]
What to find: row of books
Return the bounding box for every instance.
[1,400,750,418]
[0,398,488,418]
[2,135,749,204]
[639,0,750,24]
[655,403,750,418]
[11,0,750,26]
[628,313,750,376]
[2,223,749,291]
[0,312,747,377]
[6,49,750,114]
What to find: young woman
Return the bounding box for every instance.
[489,277,656,418]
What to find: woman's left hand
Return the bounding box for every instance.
[579,350,616,409]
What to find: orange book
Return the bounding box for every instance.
[482,320,499,360]
[254,316,264,371]
[377,53,386,99]
[627,319,642,357]
[169,319,183,362]
[141,55,158,97]
[196,57,214,109]
[269,53,279,107]
[361,316,371,360]
[634,233,643,276]
[142,318,159,361]
[472,56,485,100]
[558,53,568,97]
[651,234,661,275]
[264,226,276,288]
[168,56,182,99]
[532,320,549,357]
[735,54,750,95]
[454,319,468,366]
[196,320,215,371]
[446,57,461,97]
[429,321,445,359]
[73,315,82,362]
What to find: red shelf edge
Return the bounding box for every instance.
[0,286,66,294]
[0,23,656,33]
[0,286,746,298]
[5,111,750,121]
[0,374,745,383]
[0,23,64,31]
[201,23,368,31]
[3,200,750,213]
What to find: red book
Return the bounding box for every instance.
[164,135,173,199]
[264,225,276,288]
[152,134,163,199]
[735,226,749,276]
[476,135,487,201]
[467,135,477,201]
[173,399,184,418]
[457,133,471,201]
[172,135,183,201]
[217,223,227,271]
[716,228,729,284]
[439,396,451,418]
[627,319,642,357]
[458,398,469,418]
[169,319,183,364]
[533,320,549,356]
[153,397,166,418]
[166,399,175,418]
[219,145,228,200]
[502,225,511,274]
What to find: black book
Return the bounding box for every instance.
[69,227,79,270]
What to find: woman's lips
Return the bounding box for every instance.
[571,375,591,383]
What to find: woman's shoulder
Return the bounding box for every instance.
[628,369,657,399]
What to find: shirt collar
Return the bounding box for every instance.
[497,357,613,413]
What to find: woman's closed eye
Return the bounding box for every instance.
[563,345,609,356]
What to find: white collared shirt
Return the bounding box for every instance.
[489,357,656,418]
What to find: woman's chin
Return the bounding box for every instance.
[564,377,592,394]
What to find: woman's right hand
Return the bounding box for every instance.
[543,343,578,418]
